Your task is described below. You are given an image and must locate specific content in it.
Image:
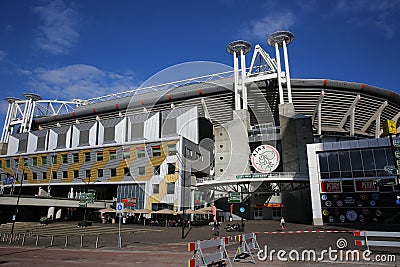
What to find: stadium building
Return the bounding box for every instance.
[1,31,400,226]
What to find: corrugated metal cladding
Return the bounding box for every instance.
[32,78,400,137]
[100,117,123,127]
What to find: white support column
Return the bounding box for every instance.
[350,107,355,136]
[282,40,292,103]
[240,49,247,110]
[1,103,12,143]
[375,115,381,138]
[318,103,322,135]
[275,43,284,105]
[233,51,241,110]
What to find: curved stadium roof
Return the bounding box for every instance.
[34,77,400,138]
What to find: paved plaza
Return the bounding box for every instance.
[0,220,399,266]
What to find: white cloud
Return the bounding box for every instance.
[335,0,400,38]
[0,50,7,62]
[27,64,137,101]
[32,0,80,55]
[242,11,296,40]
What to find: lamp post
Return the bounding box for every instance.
[10,168,24,235]
[174,149,187,239]
[78,173,98,226]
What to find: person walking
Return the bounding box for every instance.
[280,216,285,231]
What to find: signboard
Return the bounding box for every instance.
[251,145,280,174]
[116,202,124,214]
[393,139,400,148]
[383,119,397,136]
[2,176,14,185]
[265,203,283,208]
[228,192,241,203]
[320,181,342,193]
[354,180,378,192]
[239,207,245,213]
[385,166,399,175]
[236,173,270,179]
[123,198,137,207]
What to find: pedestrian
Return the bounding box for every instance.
[280,216,285,231]
[213,220,220,237]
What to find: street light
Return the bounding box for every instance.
[78,173,99,226]
[174,149,188,239]
[10,168,24,235]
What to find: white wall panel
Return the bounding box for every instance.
[177,107,198,144]
[7,136,18,155]
[27,134,38,153]
[48,130,58,151]
[144,113,160,141]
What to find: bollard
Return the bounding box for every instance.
[22,234,26,246]
[35,235,39,246]
[65,236,68,247]
[8,234,13,245]
[80,235,83,248]
[95,236,99,249]
[50,236,54,247]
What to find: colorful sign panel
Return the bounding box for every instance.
[354,180,378,192]
[320,181,342,193]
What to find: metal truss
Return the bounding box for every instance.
[1,94,80,143]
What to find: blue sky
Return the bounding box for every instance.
[0,0,400,123]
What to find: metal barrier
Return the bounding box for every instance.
[233,232,260,263]
[354,230,400,251]
[188,237,232,267]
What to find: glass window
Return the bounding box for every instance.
[0,161,2,168]
[32,173,37,180]
[23,173,27,180]
[42,156,47,165]
[361,150,375,170]
[153,184,159,194]
[97,151,103,161]
[138,166,145,176]
[62,171,68,179]
[32,157,38,166]
[350,150,363,170]
[123,148,130,159]
[6,159,10,168]
[73,153,79,163]
[110,168,117,177]
[62,154,68,164]
[52,155,57,164]
[167,183,175,194]
[327,152,339,172]
[84,152,91,162]
[124,167,131,176]
[373,148,387,170]
[338,151,351,171]
[98,169,103,178]
[110,150,117,160]
[14,159,19,167]
[318,153,329,172]
[137,147,145,158]
[52,171,57,180]
[152,145,161,157]
[168,144,177,155]
[154,165,160,175]
[167,163,175,174]
[85,170,91,178]
[23,158,28,166]
[74,170,79,179]
[385,148,395,166]
[42,172,47,180]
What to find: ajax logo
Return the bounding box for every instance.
[251,145,280,173]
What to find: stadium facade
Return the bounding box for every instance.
[1,31,400,226]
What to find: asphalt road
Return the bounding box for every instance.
[0,220,399,266]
